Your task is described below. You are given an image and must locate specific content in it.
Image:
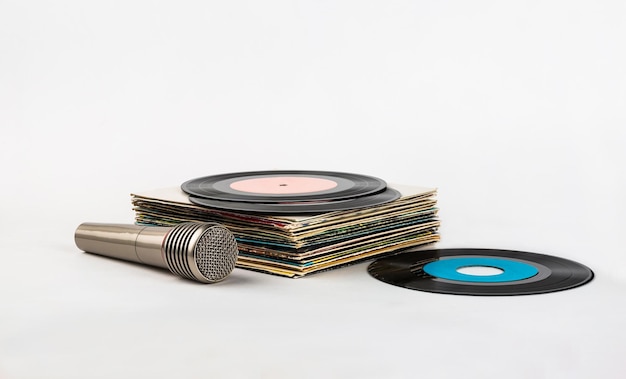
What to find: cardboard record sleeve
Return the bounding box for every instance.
[131,184,440,278]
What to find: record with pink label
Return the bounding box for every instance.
[180,170,400,214]
[181,170,388,203]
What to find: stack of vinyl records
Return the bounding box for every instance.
[131,171,440,278]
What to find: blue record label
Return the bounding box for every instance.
[423,257,538,283]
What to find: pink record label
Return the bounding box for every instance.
[229,176,338,195]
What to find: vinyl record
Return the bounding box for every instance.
[188,188,401,215]
[181,170,387,203]
[367,248,593,296]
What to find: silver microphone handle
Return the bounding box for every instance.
[75,223,171,269]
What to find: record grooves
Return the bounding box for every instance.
[188,188,401,214]
[182,170,398,214]
[182,170,388,203]
[367,248,593,296]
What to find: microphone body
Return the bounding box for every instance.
[75,222,239,283]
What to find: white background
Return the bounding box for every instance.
[1,1,625,378]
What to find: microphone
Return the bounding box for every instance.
[75,222,239,283]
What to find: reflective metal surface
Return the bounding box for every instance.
[75,222,239,283]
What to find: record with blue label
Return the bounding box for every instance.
[367,248,593,296]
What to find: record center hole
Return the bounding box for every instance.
[457,266,504,276]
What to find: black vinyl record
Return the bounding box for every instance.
[367,248,594,296]
[188,188,401,215]
[181,170,387,203]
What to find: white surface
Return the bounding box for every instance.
[1,1,625,378]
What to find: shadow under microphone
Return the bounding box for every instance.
[75,222,239,283]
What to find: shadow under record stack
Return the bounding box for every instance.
[130,171,440,278]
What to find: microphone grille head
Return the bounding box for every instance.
[194,225,239,282]
[164,222,239,283]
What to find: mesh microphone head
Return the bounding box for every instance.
[163,222,239,283]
